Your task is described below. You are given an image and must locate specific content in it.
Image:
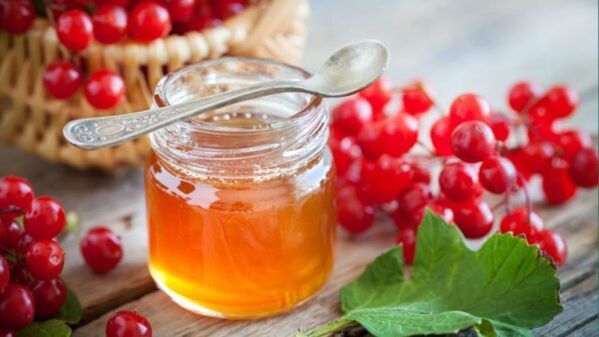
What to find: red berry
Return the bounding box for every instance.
[430,200,454,223]
[93,4,128,44]
[84,70,126,110]
[430,116,454,156]
[164,0,195,22]
[409,163,430,184]
[478,156,517,194]
[128,1,171,42]
[391,207,424,230]
[536,229,568,267]
[527,101,559,127]
[0,256,9,294]
[212,0,247,20]
[173,2,220,33]
[397,183,432,214]
[336,182,375,234]
[439,162,479,201]
[395,227,416,265]
[16,233,34,255]
[358,113,418,159]
[553,130,592,159]
[569,147,598,188]
[0,0,35,34]
[0,221,22,251]
[331,97,373,136]
[43,61,83,99]
[518,141,555,174]
[0,329,15,337]
[103,0,132,7]
[80,226,123,274]
[527,122,560,144]
[453,200,493,239]
[542,158,577,205]
[0,284,35,330]
[393,183,433,229]
[451,121,496,163]
[504,148,533,181]
[32,278,67,319]
[360,155,413,204]
[449,93,491,125]
[508,81,540,112]
[24,196,66,240]
[25,240,65,281]
[0,176,34,217]
[329,133,361,178]
[537,85,578,119]
[499,208,544,243]
[56,9,94,51]
[402,82,433,115]
[106,310,152,337]
[489,114,511,142]
[359,77,392,118]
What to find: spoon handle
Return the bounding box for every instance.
[63,80,303,150]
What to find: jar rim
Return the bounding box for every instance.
[150,57,330,181]
[153,57,323,134]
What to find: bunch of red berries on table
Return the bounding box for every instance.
[330,77,597,267]
[0,175,125,336]
[0,0,248,110]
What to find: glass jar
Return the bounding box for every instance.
[145,58,335,319]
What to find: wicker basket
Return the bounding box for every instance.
[0,0,308,172]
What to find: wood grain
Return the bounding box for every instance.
[0,0,596,335]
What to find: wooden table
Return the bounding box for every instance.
[1,0,597,336]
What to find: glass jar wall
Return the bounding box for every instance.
[145,58,335,318]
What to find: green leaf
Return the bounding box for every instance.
[300,211,561,337]
[17,320,72,337]
[55,289,82,325]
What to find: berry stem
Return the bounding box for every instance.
[432,100,446,117]
[296,318,356,337]
[0,206,24,215]
[416,140,436,157]
[516,173,533,223]
[504,192,512,214]
[491,199,506,212]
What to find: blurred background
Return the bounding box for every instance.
[305,0,598,133]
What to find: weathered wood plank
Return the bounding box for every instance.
[567,319,598,337]
[535,272,598,336]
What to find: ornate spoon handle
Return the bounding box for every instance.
[63,81,300,150]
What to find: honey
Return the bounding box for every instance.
[145,58,335,318]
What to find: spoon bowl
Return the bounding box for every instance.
[64,40,389,150]
[304,39,389,97]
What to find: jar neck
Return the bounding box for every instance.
[150,58,329,182]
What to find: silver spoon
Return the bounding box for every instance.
[63,40,389,150]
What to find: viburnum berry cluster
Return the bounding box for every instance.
[0,175,124,335]
[0,176,68,333]
[0,0,248,110]
[331,77,597,267]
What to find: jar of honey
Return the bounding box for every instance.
[145,58,336,318]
